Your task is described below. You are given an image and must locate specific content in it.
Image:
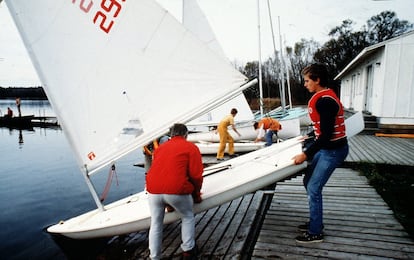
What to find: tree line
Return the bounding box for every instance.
[239,11,413,109]
[0,87,47,100]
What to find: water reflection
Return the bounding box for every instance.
[1,100,146,259]
[18,129,23,146]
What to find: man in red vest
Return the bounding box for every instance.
[292,63,349,243]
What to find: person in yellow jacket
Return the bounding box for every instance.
[216,108,241,161]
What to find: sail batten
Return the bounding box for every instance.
[6,0,252,174]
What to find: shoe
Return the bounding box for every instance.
[297,222,324,232]
[182,245,198,260]
[295,231,324,243]
[229,154,239,158]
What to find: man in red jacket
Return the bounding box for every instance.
[146,123,204,260]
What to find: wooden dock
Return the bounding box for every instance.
[253,168,414,259]
[346,134,414,166]
[97,190,273,259]
[98,135,414,259]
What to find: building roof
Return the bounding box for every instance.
[334,30,414,80]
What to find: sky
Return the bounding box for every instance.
[0,0,413,87]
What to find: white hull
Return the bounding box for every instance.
[187,117,300,143]
[195,141,266,154]
[47,137,305,239]
[187,119,253,133]
[255,107,310,126]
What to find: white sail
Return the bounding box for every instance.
[182,0,255,128]
[5,0,255,175]
[182,0,227,59]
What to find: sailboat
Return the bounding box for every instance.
[181,0,255,133]
[178,0,266,153]
[186,0,302,146]
[254,1,308,128]
[5,0,308,239]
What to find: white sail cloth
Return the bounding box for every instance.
[182,0,255,128]
[6,0,254,174]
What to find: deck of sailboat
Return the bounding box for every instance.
[94,134,414,259]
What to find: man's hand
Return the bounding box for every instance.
[292,152,307,165]
[192,191,202,203]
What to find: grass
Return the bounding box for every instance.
[352,163,414,238]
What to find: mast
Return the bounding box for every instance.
[266,0,283,113]
[266,0,287,113]
[284,35,293,109]
[278,16,286,113]
[257,0,264,117]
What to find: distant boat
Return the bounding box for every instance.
[0,115,34,129]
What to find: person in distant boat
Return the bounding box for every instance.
[15,97,21,117]
[146,123,203,260]
[292,63,348,243]
[5,107,13,118]
[254,117,282,146]
[216,108,241,161]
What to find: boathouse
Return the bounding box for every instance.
[335,30,414,132]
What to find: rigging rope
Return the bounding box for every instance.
[100,164,119,202]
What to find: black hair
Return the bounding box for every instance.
[170,123,188,137]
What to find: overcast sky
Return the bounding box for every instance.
[0,0,413,87]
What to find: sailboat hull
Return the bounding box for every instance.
[187,117,301,143]
[195,141,266,154]
[47,137,305,239]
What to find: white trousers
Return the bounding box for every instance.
[148,193,195,260]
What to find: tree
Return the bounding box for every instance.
[240,61,260,103]
[314,19,368,77]
[366,11,413,44]
[314,12,413,77]
[288,39,319,82]
[236,11,413,106]
[285,39,320,104]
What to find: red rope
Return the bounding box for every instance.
[100,164,119,202]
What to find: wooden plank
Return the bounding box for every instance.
[226,191,270,257]
[346,135,414,165]
[213,192,260,257]
[254,231,413,259]
[197,197,243,256]
[163,200,232,257]
[252,168,414,259]
[367,136,408,164]
[109,193,264,259]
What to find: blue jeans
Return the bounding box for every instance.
[303,144,349,235]
[265,130,278,146]
[148,194,195,260]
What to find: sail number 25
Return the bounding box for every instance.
[71,0,126,34]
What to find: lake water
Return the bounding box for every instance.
[0,100,147,259]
